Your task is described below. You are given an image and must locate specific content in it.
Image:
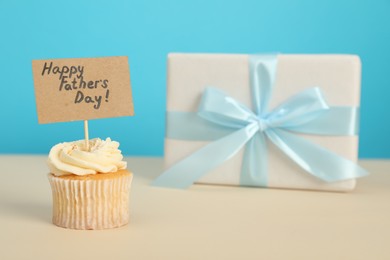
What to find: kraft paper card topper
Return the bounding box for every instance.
[32,56,134,124]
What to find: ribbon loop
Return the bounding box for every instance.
[198,87,257,129]
[266,87,330,129]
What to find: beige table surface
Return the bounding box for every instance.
[0,155,389,260]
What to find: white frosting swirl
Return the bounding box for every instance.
[48,138,127,176]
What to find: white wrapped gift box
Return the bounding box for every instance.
[163,53,362,192]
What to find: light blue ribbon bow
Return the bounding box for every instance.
[153,54,368,189]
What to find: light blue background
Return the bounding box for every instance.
[0,0,388,158]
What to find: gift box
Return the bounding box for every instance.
[154,53,368,191]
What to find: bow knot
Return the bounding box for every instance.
[255,117,269,132]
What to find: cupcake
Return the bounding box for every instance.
[47,138,132,230]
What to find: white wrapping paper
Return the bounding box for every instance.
[165,53,361,191]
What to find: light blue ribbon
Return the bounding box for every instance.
[153,54,368,189]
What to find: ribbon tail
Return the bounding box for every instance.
[265,129,369,182]
[240,132,268,187]
[153,124,258,189]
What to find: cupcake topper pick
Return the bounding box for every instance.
[84,120,90,151]
[32,56,134,150]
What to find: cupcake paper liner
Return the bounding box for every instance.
[48,173,132,230]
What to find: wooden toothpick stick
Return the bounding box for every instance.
[84,120,89,151]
